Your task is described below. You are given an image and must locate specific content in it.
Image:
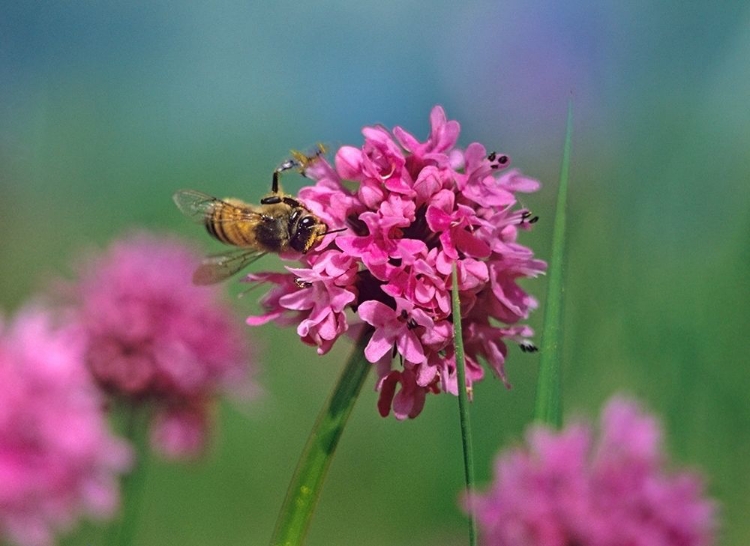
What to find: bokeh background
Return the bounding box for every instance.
[2,2,749,545]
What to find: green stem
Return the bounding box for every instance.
[533,100,574,429]
[451,263,477,546]
[107,404,151,546]
[269,327,373,546]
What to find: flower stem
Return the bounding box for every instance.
[269,327,373,546]
[451,263,477,546]
[107,404,151,546]
[533,100,573,429]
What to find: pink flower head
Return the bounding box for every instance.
[70,233,254,458]
[245,106,545,419]
[467,396,717,546]
[0,308,132,546]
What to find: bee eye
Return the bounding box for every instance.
[299,216,316,229]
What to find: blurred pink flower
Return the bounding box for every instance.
[0,308,132,546]
[70,233,254,458]
[468,396,716,546]
[149,404,207,460]
[246,106,545,418]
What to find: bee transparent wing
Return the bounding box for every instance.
[173,189,222,223]
[172,189,261,223]
[193,248,267,285]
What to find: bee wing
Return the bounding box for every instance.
[193,248,267,285]
[173,189,262,223]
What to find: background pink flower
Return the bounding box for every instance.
[70,233,254,458]
[246,106,545,419]
[0,308,132,546]
[468,396,716,546]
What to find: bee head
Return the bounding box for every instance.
[290,214,327,253]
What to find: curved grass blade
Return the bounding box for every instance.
[269,327,372,546]
[533,101,573,429]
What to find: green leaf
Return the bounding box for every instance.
[269,328,372,546]
[533,101,573,429]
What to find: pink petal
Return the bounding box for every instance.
[335,146,364,179]
[498,169,541,193]
[426,206,453,232]
[397,330,426,364]
[453,229,492,258]
[245,310,283,326]
[364,328,395,363]
[357,300,394,328]
[392,126,420,153]
[429,107,460,153]
[376,372,399,417]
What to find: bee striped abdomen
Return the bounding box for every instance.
[206,202,255,247]
[204,214,222,242]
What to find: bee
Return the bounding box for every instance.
[173,147,336,285]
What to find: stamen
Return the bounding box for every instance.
[487,151,510,170]
[519,211,540,225]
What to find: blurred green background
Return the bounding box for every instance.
[2,2,749,545]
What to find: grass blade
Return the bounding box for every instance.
[533,101,573,429]
[269,327,372,546]
[106,405,151,546]
[452,263,477,546]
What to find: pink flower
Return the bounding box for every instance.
[358,298,433,365]
[0,308,132,546]
[467,396,716,546]
[69,233,254,458]
[245,106,545,418]
[149,404,207,460]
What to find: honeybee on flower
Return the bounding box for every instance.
[173,146,340,284]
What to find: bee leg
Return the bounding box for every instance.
[276,158,299,172]
[269,146,326,194]
[272,158,301,194]
[282,196,302,208]
[260,194,282,205]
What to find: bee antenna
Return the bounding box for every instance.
[324,227,347,235]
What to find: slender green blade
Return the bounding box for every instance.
[533,101,573,429]
[106,405,151,546]
[451,263,477,546]
[269,328,372,546]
